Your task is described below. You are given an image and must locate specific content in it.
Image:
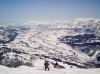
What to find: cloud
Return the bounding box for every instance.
[22,20,50,25]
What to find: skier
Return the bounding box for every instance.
[15,58,19,68]
[44,60,50,71]
[54,62,59,68]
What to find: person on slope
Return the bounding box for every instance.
[54,62,59,69]
[44,60,50,71]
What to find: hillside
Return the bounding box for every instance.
[0,18,100,68]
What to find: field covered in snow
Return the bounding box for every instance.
[0,65,100,74]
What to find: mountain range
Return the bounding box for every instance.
[0,18,100,68]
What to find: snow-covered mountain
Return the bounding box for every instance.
[0,18,100,69]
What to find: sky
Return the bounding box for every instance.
[0,0,100,24]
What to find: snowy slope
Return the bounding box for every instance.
[0,65,100,74]
[0,18,100,68]
[8,29,92,67]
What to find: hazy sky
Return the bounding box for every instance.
[0,0,100,24]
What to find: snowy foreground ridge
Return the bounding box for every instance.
[0,65,100,74]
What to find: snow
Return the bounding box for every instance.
[0,18,100,72]
[0,65,100,74]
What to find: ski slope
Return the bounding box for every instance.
[0,18,100,69]
[0,65,100,74]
